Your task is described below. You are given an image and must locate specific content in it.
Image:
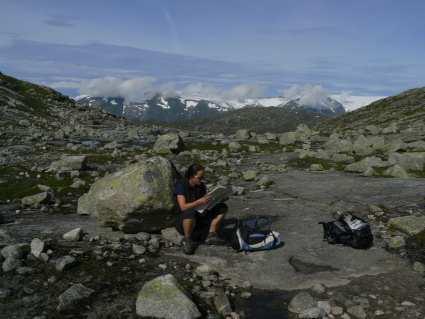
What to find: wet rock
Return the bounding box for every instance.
[153,133,185,155]
[161,227,183,246]
[63,228,83,241]
[388,215,425,236]
[30,238,45,258]
[136,274,201,319]
[57,283,94,312]
[55,255,77,272]
[288,292,316,314]
[77,157,176,232]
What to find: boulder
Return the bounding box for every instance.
[228,142,242,152]
[388,216,425,236]
[1,243,30,259]
[2,257,22,272]
[161,227,184,246]
[153,134,185,155]
[352,135,374,156]
[63,228,83,241]
[30,238,45,258]
[77,157,176,233]
[136,274,201,319]
[48,155,87,172]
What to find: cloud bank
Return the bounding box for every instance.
[282,84,330,106]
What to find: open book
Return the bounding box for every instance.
[196,185,231,214]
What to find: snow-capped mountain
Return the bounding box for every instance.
[74,93,347,122]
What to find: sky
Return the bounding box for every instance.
[1,0,424,105]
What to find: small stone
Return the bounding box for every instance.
[158,264,167,270]
[401,301,415,307]
[317,300,331,314]
[299,307,325,319]
[2,257,22,272]
[161,227,183,246]
[311,283,326,294]
[136,232,151,241]
[195,264,214,276]
[31,238,45,258]
[16,267,34,275]
[62,228,83,241]
[241,281,252,289]
[240,292,251,299]
[132,244,146,256]
[55,256,77,272]
[375,310,385,316]
[413,261,425,274]
[331,306,344,315]
[242,170,257,181]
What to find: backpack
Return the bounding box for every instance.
[319,213,373,249]
[231,216,281,252]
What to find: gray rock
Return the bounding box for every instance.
[388,152,425,171]
[234,129,252,141]
[136,274,201,319]
[331,306,344,315]
[231,186,245,196]
[279,132,297,145]
[413,261,425,274]
[132,244,147,255]
[288,292,316,314]
[214,288,232,316]
[30,238,45,258]
[384,165,410,178]
[57,283,94,312]
[388,216,425,236]
[77,157,176,232]
[136,232,151,241]
[228,142,242,152]
[55,256,77,272]
[257,175,273,187]
[242,170,257,181]
[310,164,324,171]
[49,155,87,172]
[63,228,83,241]
[153,133,185,155]
[347,305,367,319]
[311,283,326,294]
[299,307,325,319]
[317,300,331,314]
[21,192,51,208]
[161,227,184,246]
[344,156,389,173]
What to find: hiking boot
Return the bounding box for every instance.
[182,237,196,255]
[205,232,226,245]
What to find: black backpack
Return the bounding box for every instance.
[231,216,281,252]
[319,213,373,249]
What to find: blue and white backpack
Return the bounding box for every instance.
[232,216,281,252]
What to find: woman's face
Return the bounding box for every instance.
[190,169,205,186]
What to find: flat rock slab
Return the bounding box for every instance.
[168,168,425,291]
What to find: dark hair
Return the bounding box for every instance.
[185,163,204,180]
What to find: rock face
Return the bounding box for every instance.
[77,157,176,232]
[136,274,201,319]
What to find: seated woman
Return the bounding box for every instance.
[175,163,228,255]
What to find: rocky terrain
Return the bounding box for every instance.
[1,74,425,319]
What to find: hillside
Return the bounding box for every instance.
[171,105,333,134]
[317,87,425,135]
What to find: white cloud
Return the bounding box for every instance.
[282,84,329,106]
[79,76,156,101]
[224,84,264,101]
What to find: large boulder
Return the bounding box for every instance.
[77,157,176,233]
[153,134,184,155]
[136,274,201,319]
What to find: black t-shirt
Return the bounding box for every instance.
[174,180,207,207]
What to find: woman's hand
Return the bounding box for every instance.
[197,195,211,206]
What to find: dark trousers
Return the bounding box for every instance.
[176,203,228,241]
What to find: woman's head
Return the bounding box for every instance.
[185,163,205,186]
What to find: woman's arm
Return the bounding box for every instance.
[177,194,211,211]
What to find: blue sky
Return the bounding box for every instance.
[1,0,424,99]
